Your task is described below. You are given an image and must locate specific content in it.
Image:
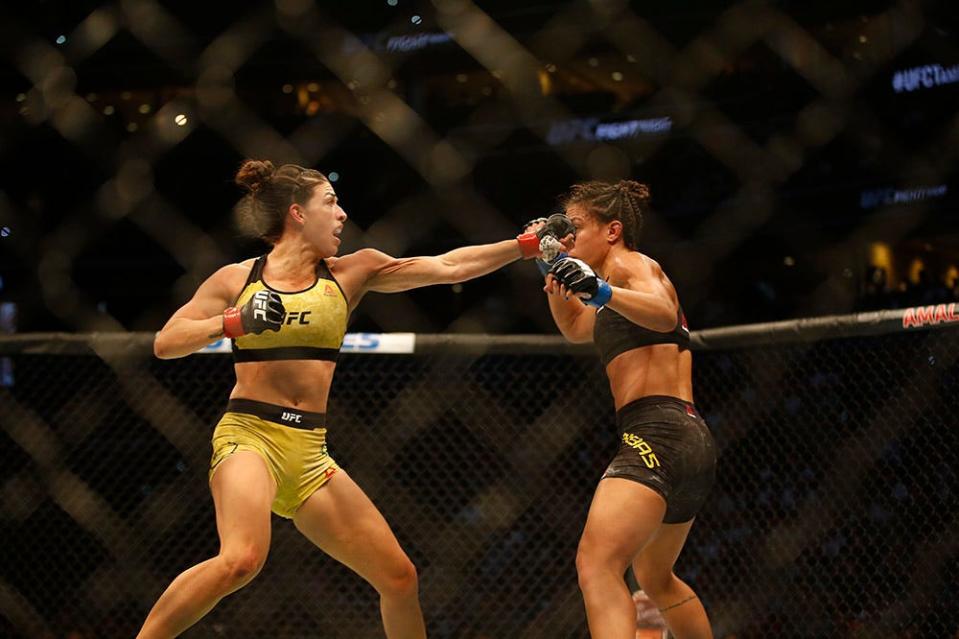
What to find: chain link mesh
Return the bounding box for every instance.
[3,1,957,334]
[4,0,959,637]
[2,326,957,638]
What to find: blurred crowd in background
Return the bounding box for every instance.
[1,0,957,337]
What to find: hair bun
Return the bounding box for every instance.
[616,179,650,204]
[235,159,276,193]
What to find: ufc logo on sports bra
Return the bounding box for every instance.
[281,412,302,423]
[285,311,312,325]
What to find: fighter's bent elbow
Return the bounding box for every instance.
[153,334,169,359]
[557,322,593,344]
[153,332,178,360]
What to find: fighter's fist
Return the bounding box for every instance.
[549,257,612,308]
[223,290,286,338]
[517,213,576,260]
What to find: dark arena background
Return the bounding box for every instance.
[2,1,959,638]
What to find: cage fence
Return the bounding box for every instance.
[2,308,958,638]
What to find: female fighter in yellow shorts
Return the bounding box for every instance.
[136,160,572,639]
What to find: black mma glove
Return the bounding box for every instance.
[549,257,612,308]
[223,290,286,338]
[519,213,576,274]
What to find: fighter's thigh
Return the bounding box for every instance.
[210,450,276,554]
[578,478,667,566]
[292,470,412,582]
[631,519,695,590]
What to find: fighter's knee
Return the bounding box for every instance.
[220,545,267,586]
[575,540,616,591]
[574,543,592,583]
[376,557,419,599]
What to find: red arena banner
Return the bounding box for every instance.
[902,303,959,329]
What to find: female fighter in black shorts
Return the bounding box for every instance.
[538,180,716,639]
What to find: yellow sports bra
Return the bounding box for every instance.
[231,255,348,362]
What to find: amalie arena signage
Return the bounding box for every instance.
[902,303,959,329]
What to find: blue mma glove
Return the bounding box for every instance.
[549,257,612,308]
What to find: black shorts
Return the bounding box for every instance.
[602,395,717,524]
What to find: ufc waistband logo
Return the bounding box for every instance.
[285,310,312,325]
[281,412,302,423]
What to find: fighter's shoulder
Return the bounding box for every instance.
[327,249,394,275]
[204,259,257,291]
[611,251,659,280]
[613,252,676,294]
[220,258,257,278]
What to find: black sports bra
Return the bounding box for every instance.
[593,305,690,366]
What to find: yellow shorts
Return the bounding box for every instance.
[209,398,339,519]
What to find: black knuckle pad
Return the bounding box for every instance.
[545,214,575,238]
[524,216,547,231]
[561,261,580,278]
[539,214,569,239]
